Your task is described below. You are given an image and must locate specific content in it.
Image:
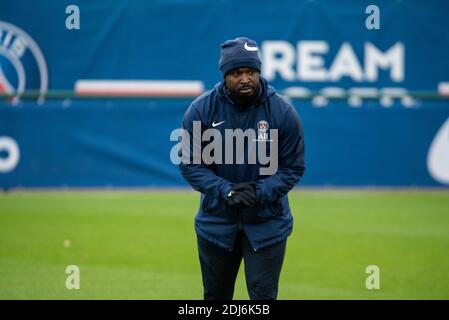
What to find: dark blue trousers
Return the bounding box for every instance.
[197,230,287,300]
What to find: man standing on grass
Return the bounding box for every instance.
[179,37,305,300]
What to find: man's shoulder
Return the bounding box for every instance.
[265,86,301,126]
[191,89,213,106]
[261,78,293,111]
[190,83,221,108]
[269,91,295,114]
[184,84,221,121]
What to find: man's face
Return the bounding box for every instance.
[225,67,260,98]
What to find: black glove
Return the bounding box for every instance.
[226,182,258,207]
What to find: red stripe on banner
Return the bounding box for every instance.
[75,89,202,97]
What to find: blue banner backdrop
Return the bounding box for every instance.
[1,0,449,188]
[1,99,448,188]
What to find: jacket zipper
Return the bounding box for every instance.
[235,94,256,252]
[246,232,258,252]
[237,209,257,252]
[238,206,243,230]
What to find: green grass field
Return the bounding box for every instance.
[1,190,449,299]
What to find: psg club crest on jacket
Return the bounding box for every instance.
[257,120,269,141]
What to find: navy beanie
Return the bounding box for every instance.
[219,37,262,77]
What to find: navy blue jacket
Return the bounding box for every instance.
[180,78,305,251]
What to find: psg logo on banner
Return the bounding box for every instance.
[0,21,48,99]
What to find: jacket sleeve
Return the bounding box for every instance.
[179,103,233,200]
[256,105,305,204]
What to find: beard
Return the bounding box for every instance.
[227,83,260,108]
